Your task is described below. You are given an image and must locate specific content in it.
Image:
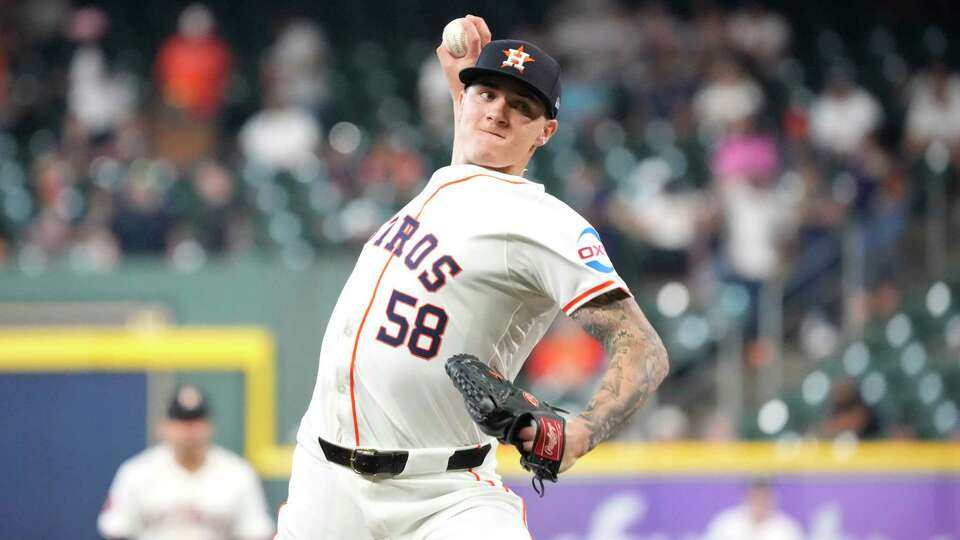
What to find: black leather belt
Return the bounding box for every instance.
[318,437,491,476]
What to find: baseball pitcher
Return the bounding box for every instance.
[277,16,669,539]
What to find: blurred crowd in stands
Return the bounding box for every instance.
[0,0,957,440]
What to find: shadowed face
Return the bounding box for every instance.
[456,75,558,174]
[747,485,776,522]
[161,417,212,456]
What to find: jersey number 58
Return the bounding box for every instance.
[375,289,449,360]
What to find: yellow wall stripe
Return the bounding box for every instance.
[1,327,957,479]
[496,441,960,476]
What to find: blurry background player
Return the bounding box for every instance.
[703,477,804,540]
[98,385,274,540]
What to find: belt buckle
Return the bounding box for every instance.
[350,447,378,475]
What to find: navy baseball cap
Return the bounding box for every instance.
[167,384,210,420]
[459,39,562,119]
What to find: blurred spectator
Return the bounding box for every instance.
[713,118,793,364]
[548,0,641,81]
[783,163,848,325]
[607,157,712,275]
[857,141,907,320]
[704,478,804,540]
[32,152,74,214]
[109,163,173,254]
[98,385,274,540]
[418,55,453,140]
[714,118,791,285]
[600,3,689,134]
[809,68,882,158]
[561,159,605,218]
[904,61,960,162]
[635,1,684,59]
[712,117,780,187]
[616,3,694,133]
[153,4,232,167]
[22,0,70,41]
[155,4,231,118]
[693,56,765,138]
[355,131,425,200]
[180,160,250,254]
[726,3,790,70]
[239,94,321,171]
[545,0,639,123]
[64,7,136,151]
[263,19,330,114]
[24,208,71,257]
[70,223,120,271]
[816,377,882,439]
[621,39,697,125]
[689,1,731,65]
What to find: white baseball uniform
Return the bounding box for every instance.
[278,163,630,539]
[98,443,274,540]
[704,504,805,540]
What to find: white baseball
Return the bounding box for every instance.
[442,19,468,58]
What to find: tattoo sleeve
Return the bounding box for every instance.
[569,290,670,451]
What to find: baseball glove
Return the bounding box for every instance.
[445,353,568,496]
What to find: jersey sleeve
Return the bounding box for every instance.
[97,461,141,539]
[231,464,275,540]
[506,197,631,315]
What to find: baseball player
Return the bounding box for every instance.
[98,385,274,540]
[704,478,804,540]
[277,16,669,539]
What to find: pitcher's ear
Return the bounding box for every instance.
[536,119,559,147]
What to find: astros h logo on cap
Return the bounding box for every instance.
[501,46,535,73]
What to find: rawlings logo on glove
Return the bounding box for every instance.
[538,416,563,459]
[445,353,567,496]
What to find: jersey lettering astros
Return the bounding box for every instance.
[296,164,630,454]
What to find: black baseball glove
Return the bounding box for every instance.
[445,353,568,496]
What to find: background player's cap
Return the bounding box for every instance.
[459,39,562,119]
[167,384,210,420]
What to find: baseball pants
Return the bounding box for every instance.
[276,443,532,539]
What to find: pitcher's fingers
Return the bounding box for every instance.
[465,14,492,46]
[462,18,482,58]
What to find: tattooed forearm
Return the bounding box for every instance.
[569,291,669,451]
